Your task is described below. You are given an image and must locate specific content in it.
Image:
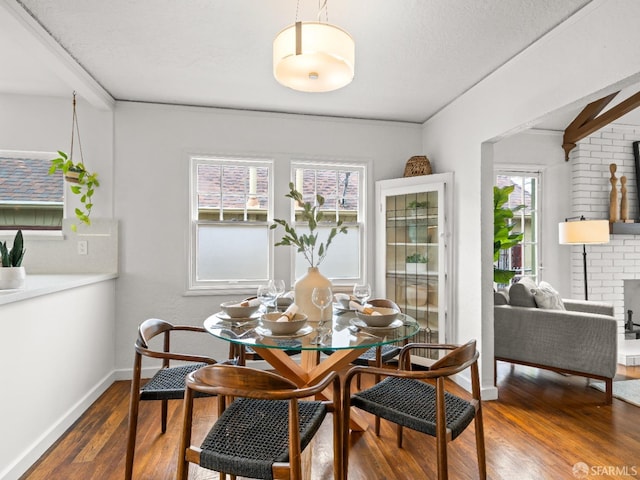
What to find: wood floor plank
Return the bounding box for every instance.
[19,362,640,479]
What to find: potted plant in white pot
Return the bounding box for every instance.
[405,253,428,274]
[271,182,348,321]
[0,230,26,289]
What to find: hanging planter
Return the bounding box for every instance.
[48,92,100,231]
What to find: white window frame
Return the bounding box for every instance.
[289,160,367,289]
[188,155,274,293]
[494,167,542,285]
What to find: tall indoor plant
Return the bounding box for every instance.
[494,185,524,284]
[271,182,348,320]
[0,230,26,289]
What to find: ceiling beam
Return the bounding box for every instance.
[563,90,640,160]
[1,1,114,110]
[562,92,618,160]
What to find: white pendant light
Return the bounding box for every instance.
[273,11,354,92]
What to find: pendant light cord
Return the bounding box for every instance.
[296,0,329,23]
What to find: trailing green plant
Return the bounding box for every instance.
[406,253,428,263]
[0,230,25,267]
[407,200,428,209]
[270,182,348,268]
[494,185,525,284]
[49,150,100,231]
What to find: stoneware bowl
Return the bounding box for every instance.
[261,312,308,335]
[220,300,260,319]
[355,306,400,327]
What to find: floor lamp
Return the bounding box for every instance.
[558,216,610,300]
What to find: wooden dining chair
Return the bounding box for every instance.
[177,364,343,480]
[125,318,225,480]
[342,340,486,480]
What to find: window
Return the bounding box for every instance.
[0,150,63,230]
[495,170,540,285]
[189,156,367,293]
[290,162,365,285]
[189,157,273,291]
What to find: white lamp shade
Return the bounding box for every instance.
[273,22,355,92]
[558,219,610,244]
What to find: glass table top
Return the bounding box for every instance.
[203,309,420,351]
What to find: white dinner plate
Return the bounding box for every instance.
[255,325,314,339]
[349,318,404,330]
[215,311,261,323]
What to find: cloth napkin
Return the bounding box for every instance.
[229,298,261,308]
[349,301,381,315]
[276,303,299,322]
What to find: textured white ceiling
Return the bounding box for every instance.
[2,0,599,124]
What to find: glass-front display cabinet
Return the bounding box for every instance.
[375,173,453,360]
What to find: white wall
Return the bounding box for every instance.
[493,130,572,295]
[0,280,116,480]
[0,93,114,220]
[421,0,640,398]
[0,93,118,273]
[113,102,423,370]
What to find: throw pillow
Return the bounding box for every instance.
[532,281,566,310]
[508,277,538,308]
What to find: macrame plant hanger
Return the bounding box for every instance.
[65,91,85,183]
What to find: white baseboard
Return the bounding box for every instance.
[1,371,116,480]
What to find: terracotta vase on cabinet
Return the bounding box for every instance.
[294,267,332,321]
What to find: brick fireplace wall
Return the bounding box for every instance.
[571,125,640,364]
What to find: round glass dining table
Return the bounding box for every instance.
[204,308,420,431]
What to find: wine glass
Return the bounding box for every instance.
[271,279,286,310]
[257,283,277,312]
[353,283,371,305]
[311,286,333,344]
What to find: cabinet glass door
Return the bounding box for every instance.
[375,173,452,352]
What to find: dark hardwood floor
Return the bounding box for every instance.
[20,362,640,479]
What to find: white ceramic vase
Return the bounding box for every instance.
[0,266,26,289]
[294,267,332,321]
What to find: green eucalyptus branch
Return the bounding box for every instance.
[271,182,348,268]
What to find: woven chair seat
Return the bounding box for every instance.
[199,398,327,480]
[351,344,401,365]
[140,363,208,401]
[352,376,476,440]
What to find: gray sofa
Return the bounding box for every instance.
[494,279,617,404]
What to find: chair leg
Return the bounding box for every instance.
[125,356,142,480]
[125,393,140,480]
[475,410,487,479]
[396,424,403,447]
[177,388,195,480]
[161,398,168,433]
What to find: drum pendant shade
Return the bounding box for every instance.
[273,21,355,92]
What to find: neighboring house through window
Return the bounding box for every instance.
[290,161,365,284]
[0,150,63,230]
[188,155,367,293]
